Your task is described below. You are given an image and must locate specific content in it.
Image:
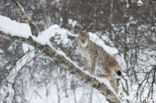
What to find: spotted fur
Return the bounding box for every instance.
[78,33,121,93]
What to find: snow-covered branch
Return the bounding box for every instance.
[11,0,39,36]
[0,15,120,103]
[0,31,120,103]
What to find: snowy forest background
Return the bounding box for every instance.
[0,0,156,103]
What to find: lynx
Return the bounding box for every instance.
[78,32,121,93]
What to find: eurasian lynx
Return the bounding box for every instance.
[78,32,121,93]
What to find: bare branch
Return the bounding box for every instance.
[0,31,120,103]
[11,0,39,37]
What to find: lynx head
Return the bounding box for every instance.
[78,32,89,47]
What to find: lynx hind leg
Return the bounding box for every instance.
[97,73,119,93]
[90,54,98,74]
[83,58,88,70]
[97,73,112,79]
[110,77,119,93]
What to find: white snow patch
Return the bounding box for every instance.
[68,19,77,27]
[137,0,143,6]
[33,24,71,46]
[0,49,4,54]
[89,32,118,55]
[22,44,34,53]
[0,15,32,38]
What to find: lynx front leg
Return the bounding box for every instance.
[90,54,98,74]
[83,58,88,70]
